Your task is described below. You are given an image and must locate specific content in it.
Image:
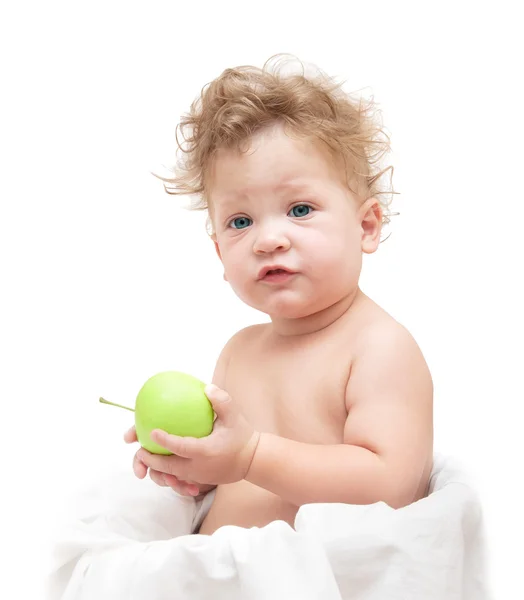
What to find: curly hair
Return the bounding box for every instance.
[152,54,398,234]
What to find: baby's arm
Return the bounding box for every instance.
[245,321,433,509]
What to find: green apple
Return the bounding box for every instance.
[99,371,214,454]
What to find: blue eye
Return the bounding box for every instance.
[230,216,252,229]
[289,204,312,217]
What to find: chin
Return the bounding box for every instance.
[236,286,341,320]
[268,307,310,320]
[260,297,320,320]
[269,290,353,320]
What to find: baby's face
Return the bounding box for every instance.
[207,124,379,320]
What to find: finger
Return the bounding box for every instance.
[149,429,211,459]
[205,384,237,426]
[133,452,148,479]
[149,469,168,487]
[137,447,187,475]
[163,473,200,496]
[124,426,137,443]
[161,472,180,489]
[163,473,191,495]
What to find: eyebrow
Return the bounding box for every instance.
[274,179,313,193]
[215,179,315,210]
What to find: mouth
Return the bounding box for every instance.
[258,266,297,283]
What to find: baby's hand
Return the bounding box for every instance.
[124,425,216,497]
[134,385,260,486]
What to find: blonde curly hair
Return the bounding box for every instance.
[152,54,398,235]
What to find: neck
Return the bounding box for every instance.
[268,287,364,337]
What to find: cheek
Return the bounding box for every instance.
[219,243,249,281]
[306,229,361,281]
[306,227,355,263]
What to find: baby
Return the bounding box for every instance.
[124,55,434,536]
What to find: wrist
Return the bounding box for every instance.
[242,430,261,480]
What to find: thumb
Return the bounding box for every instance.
[205,384,237,425]
[123,425,137,443]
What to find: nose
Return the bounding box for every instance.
[252,221,291,255]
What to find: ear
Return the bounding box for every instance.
[359,198,383,254]
[211,235,228,281]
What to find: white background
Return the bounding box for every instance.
[1,1,522,597]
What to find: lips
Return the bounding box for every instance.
[258,265,296,280]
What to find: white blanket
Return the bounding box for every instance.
[46,454,493,599]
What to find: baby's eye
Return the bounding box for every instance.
[229,216,252,230]
[289,204,313,218]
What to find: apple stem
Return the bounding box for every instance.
[99,397,135,412]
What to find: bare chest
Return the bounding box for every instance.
[225,339,351,445]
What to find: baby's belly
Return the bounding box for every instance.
[197,480,299,535]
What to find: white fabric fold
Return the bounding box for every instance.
[46,454,492,600]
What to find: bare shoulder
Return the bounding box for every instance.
[367,311,428,357]
[211,323,269,388]
[220,322,269,357]
[348,310,433,409]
